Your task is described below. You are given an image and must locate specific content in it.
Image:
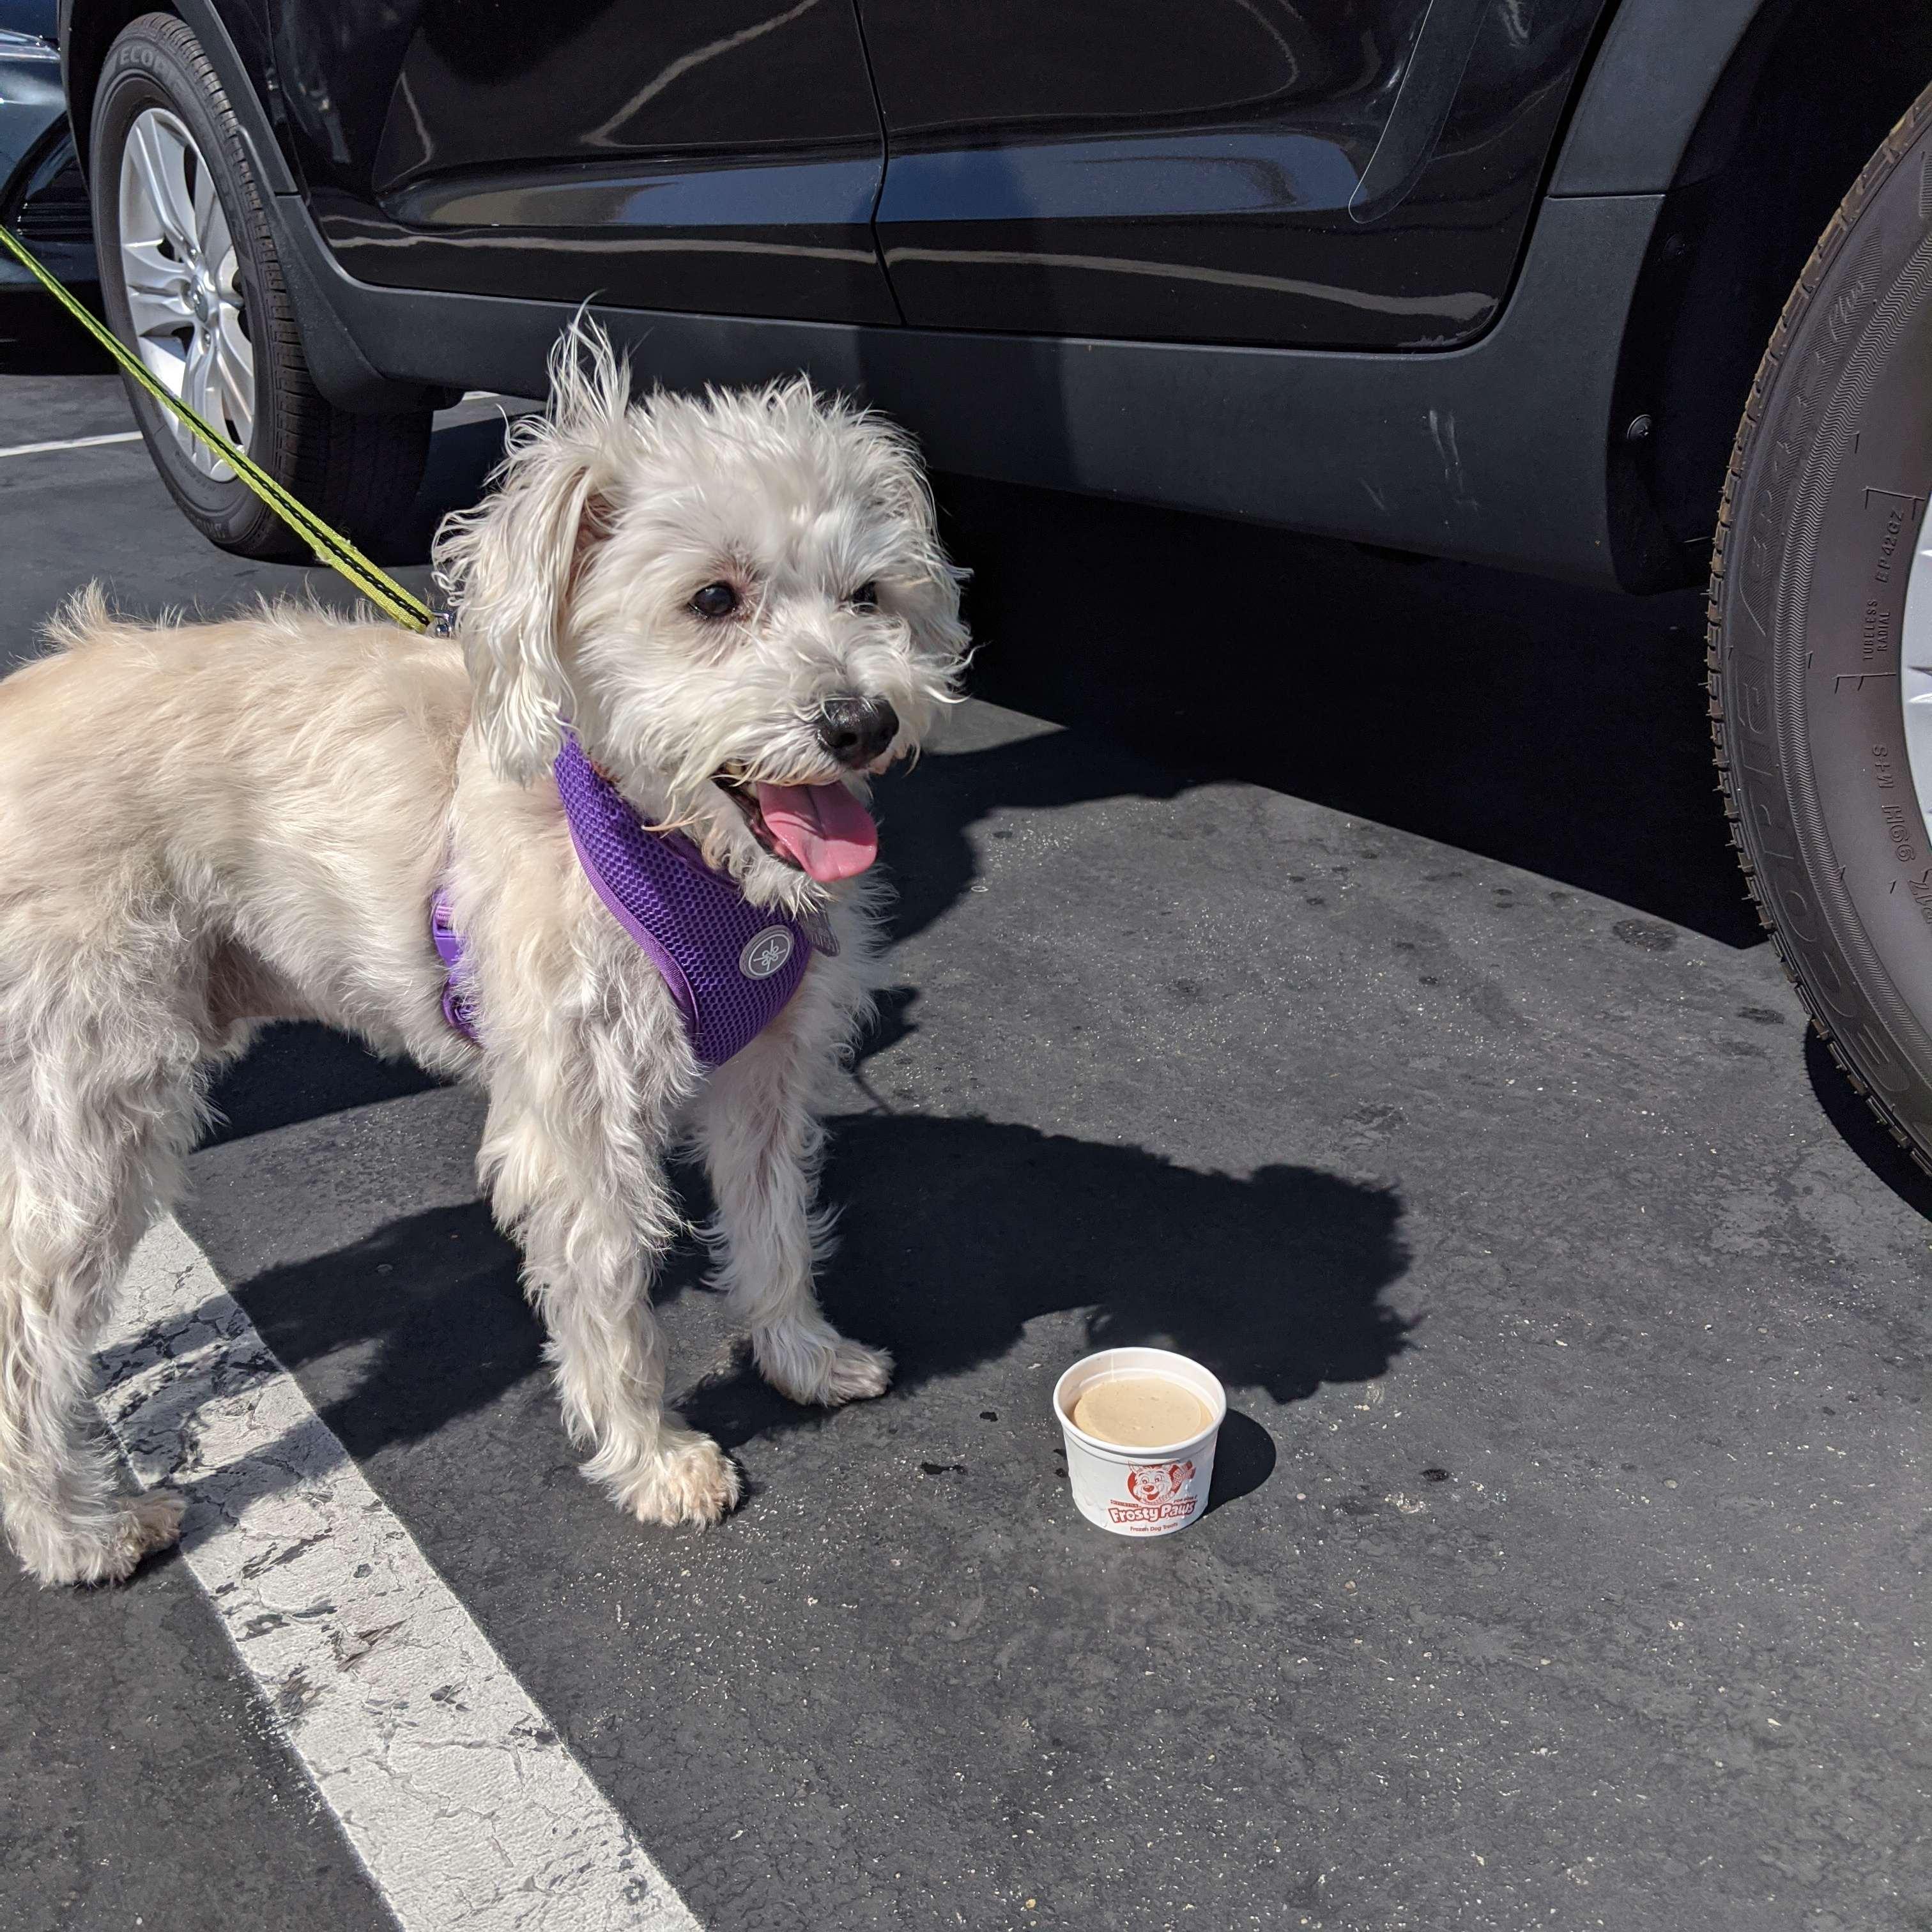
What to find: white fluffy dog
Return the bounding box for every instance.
[0,319,967,1586]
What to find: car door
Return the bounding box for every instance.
[856,0,1612,349]
[268,0,897,324]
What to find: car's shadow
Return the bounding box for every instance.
[0,288,114,375]
[932,475,1756,948]
[383,413,529,564]
[1804,1028,1932,1220]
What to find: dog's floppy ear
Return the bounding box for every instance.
[433,316,631,783]
[845,407,971,677]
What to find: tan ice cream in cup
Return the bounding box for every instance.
[1054,1347,1226,1537]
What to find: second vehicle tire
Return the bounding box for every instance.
[89,12,429,561]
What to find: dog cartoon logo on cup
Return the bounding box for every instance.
[1124,1460,1194,1505]
[1110,1460,1199,1526]
[739,926,795,979]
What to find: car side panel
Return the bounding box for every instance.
[262,0,896,324]
[61,0,1800,586]
[861,0,1611,349]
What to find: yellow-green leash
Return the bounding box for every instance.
[0,220,432,632]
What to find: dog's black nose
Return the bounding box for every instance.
[818,696,900,767]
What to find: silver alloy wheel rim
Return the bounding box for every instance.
[116,105,254,480]
[1901,494,1932,851]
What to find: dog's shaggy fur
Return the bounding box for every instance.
[0,321,967,1585]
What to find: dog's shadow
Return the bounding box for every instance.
[155,1113,1407,1522]
[688,1115,1410,1448]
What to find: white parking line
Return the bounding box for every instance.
[96,1216,702,1932]
[0,429,142,459]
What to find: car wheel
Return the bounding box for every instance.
[89,12,429,560]
[1710,77,1932,1170]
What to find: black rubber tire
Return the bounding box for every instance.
[1710,78,1932,1170]
[89,13,429,561]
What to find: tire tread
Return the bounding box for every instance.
[1707,80,1932,1175]
[103,13,427,560]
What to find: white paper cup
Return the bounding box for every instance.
[1053,1347,1227,1537]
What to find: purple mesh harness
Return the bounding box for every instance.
[433,735,829,1067]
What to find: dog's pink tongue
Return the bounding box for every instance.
[755,781,878,881]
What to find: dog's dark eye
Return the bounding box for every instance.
[691,582,739,620]
[846,581,879,610]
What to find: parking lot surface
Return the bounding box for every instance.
[0,344,1925,1932]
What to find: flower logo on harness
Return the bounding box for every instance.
[739,926,795,980]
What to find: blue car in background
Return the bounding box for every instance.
[0,0,92,295]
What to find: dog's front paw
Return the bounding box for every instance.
[614,1435,743,1529]
[755,1322,894,1408]
[23,1489,185,1588]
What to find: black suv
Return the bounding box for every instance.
[51,0,1932,1169]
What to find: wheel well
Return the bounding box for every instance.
[64,2,174,178]
[1620,0,1932,578]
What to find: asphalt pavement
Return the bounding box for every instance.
[0,319,1925,1932]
